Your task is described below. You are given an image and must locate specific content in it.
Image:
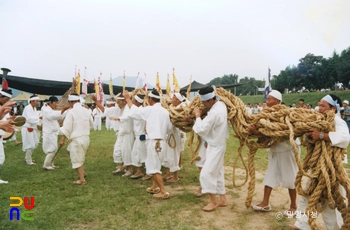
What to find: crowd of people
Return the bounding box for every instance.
[1,86,350,229]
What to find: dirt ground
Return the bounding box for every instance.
[167,167,329,230]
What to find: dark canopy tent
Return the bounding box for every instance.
[0,74,136,95]
[181,80,250,92]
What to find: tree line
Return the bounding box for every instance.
[207,46,350,95]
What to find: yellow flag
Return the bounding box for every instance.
[172,68,180,92]
[166,73,171,101]
[76,71,81,95]
[123,71,126,91]
[94,78,99,98]
[109,75,113,96]
[156,72,162,95]
[187,75,192,100]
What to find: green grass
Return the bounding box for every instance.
[0,123,349,229]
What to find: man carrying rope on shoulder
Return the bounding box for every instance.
[248,90,300,216]
[193,86,229,211]
[290,94,350,230]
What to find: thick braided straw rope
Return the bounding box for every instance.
[165,87,350,230]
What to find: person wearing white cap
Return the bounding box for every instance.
[0,88,15,184]
[91,94,125,174]
[291,94,350,230]
[60,94,93,185]
[42,96,69,170]
[193,86,229,211]
[108,94,135,177]
[117,94,147,179]
[248,89,300,216]
[342,100,350,132]
[92,105,103,131]
[162,91,188,183]
[124,89,173,199]
[104,100,115,130]
[21,94,41,165]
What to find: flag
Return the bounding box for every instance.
[94,78,99,99]
[76,70,81,95]
[142,73,147,91]
[172,68,180,92]
[109,74,113,96]
[82,79,89,95]
[122,71,126,91]
[135,72,140,89]
[166,73,171,101]
[187,75,192,100]
[264,68,271,100]
[98,73,104,104]
[156,72,162,95]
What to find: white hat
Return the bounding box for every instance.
[268,90,282,102]
[343,100,349,105]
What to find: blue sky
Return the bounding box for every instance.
[1,0,349,88]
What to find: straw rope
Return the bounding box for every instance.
[165,87,350,230]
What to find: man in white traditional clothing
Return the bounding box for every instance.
[91,94,125,174]
[248,90,300,216]
[60,94,93,185]
[0,89,16,184]
[22,94,41,165]
[193,86,229,211]
[92,106,102,131]
[291,94,350,230]
[42,96,68,170]
[104,100,115,130]
[124,89,172,199]
[110,94,134,177]
[120,94,147,179]
[162,91,187,183]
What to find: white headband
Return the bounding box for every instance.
[199,92,215,101]
[106,101,115,105]
[0,90,12,98]
[174,92,185,102]
[116,97,124,100]
[322,95,341,116]
[68,95,80,101]
[134,95,144,103]
[29,96,40,101]
[149,92,161,99]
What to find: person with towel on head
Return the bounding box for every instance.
[248,90,300,216]
[192,86,229,211]
[22,94,41,165]
[162,90,188,183]
[60,94,93,185]
[104,100,115,130]
[42,96,69,170]
[0,88,16,184]
[290,94,350,230]
[117,94,147,179]
[124,89,173,199]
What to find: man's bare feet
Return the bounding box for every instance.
[194,188,203,197]
[162,174,172,181]
[202,202,218,212]
[166,177,179,183]
[218,200,228,207]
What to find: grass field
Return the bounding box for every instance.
[1,90,350,229]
